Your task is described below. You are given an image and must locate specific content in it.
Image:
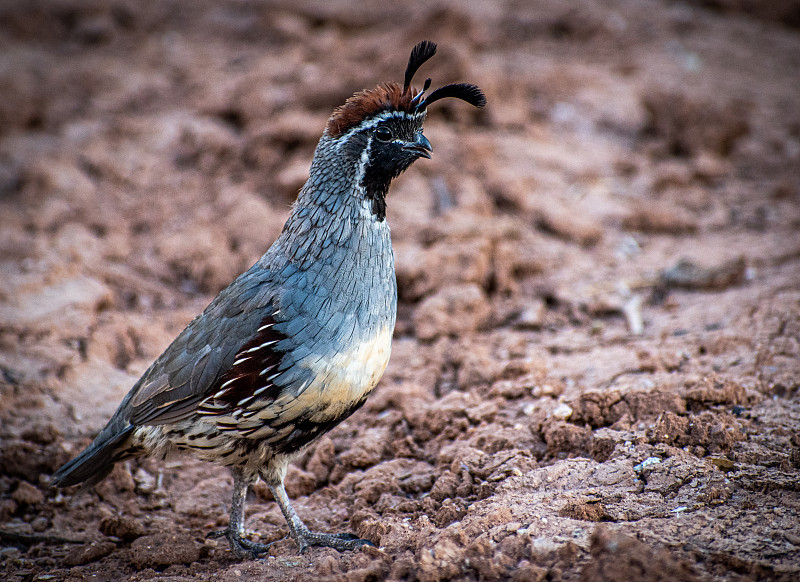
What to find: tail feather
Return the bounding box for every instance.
[52,425,136,490]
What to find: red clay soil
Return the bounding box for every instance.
[1,1,799,581]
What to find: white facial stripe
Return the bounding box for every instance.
[353,135,373,191]
[334,109,426,147]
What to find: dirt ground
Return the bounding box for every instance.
[1,1,799,580]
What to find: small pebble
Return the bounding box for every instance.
[552,403,573,420]
[634,457,662,472]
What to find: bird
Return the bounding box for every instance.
[52,40,486,558]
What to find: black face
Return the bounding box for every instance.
[360,115,429,221]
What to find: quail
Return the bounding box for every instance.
[52,41,486,558]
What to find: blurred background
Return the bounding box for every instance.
[1,1,799,580]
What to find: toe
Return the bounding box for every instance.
[301,531,375,551]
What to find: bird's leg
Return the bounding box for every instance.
[208,467,274,558]
[268,479,374,553]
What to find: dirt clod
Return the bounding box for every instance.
[99,514,146,542]
[11,481,43,507]
[558,500,609,522]
[581,526,702,582]
[64,540,116,567]
[130,533,203,569]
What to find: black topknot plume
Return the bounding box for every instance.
[404,40,437,93]
[421,82,487,109]
[403,40,486,112]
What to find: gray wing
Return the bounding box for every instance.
[126,267,279,426]
[50,265,287,489]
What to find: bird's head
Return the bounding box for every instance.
[316,41,486,220]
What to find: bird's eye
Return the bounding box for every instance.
[374,126,393,142]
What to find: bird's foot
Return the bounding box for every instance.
[290,526,374,553]
[207,527,277,559]
[266,480,374,553]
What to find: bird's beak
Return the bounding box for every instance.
[403,132,433,159]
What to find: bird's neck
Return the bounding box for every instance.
[301,134,391,221]
[263,140,393,271]
[293,158,382,229]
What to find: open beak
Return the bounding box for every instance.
[402,132,433,159]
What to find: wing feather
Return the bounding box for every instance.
[125,269,285,426]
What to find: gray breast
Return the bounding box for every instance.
[261,196,397,398]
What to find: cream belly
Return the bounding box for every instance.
[299,322,393,423]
